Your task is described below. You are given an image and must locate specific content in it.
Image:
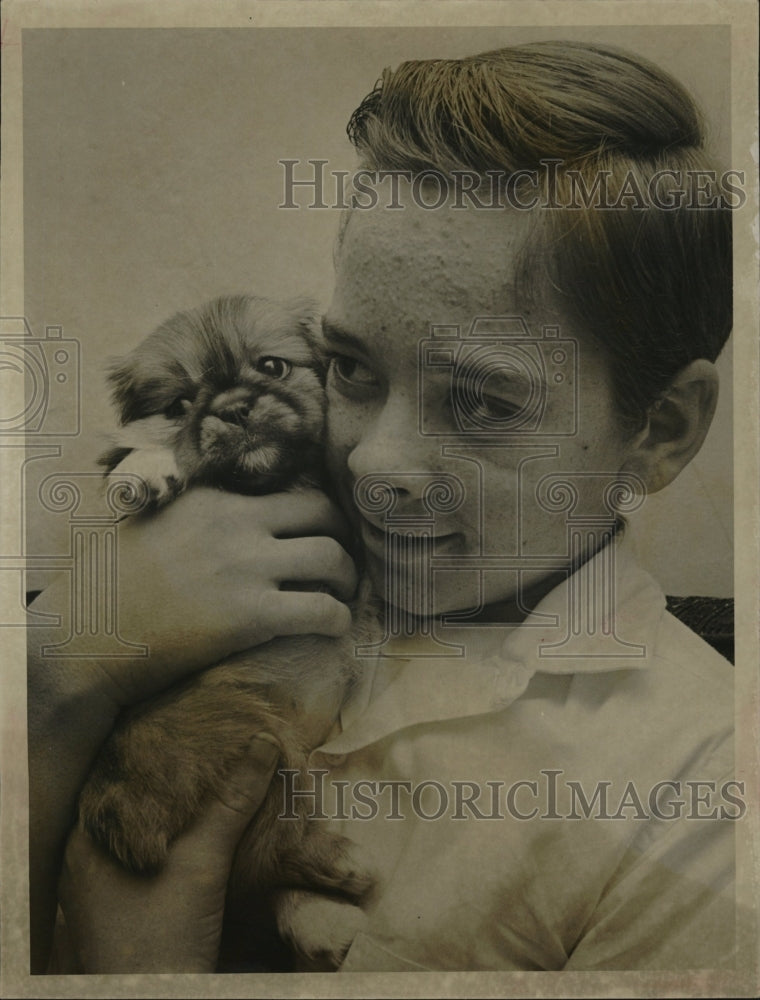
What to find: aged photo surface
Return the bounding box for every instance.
[1,1,758,997]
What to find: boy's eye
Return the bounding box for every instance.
[467,395,523,422]
[451,374,529,427]
[327,354,378,389]
[257,356,292,379]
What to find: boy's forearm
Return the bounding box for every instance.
[27,634,121,973]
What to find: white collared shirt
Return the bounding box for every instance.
[303,534,736,971]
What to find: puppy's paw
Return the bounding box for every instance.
[323,836,376,899]
[279,832,377,901]
[274,889,368,970]
[107,447,185,508]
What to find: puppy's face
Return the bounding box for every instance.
[106,295,327,492]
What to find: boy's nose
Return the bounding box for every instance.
[348,405,424,468]
[346,403,443,510]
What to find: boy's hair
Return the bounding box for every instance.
[346,41,733,433]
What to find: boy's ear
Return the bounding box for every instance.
[621,360,719,494]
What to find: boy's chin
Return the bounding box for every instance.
[364,558,566,624]
[363,560,486,619]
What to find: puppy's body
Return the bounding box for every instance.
[78,295,378,969]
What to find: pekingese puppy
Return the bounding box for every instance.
[77,294,378,970]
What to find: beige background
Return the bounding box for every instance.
[19,23,733,596]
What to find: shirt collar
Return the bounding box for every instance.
[500,527,666,676]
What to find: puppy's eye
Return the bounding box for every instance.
[256,356,292,380]
[165,398,190,419]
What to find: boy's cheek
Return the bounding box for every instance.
[324,417,354,481]
[325,397,370,473]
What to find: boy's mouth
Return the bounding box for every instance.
[358,515,461,559]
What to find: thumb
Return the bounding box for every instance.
[181,735,280,864]
[215,735,280,815]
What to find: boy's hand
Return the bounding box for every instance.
[32,486,357,707]
[56,737,279,973]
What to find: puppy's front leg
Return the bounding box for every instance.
[101,412,191,508]
[106,445,186,508]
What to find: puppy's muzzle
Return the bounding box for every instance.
[210,386,257,427]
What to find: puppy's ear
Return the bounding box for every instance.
[290,297,329,370]
[98,445,134,474]
[106,357,148,425]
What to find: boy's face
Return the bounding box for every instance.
[324,196,635,618]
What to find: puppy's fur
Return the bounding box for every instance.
[78,295,378,970]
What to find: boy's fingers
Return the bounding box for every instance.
[257,591,353,638]
[274,537,358,598]
[263,490,352,543]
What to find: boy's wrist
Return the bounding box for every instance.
[27,573,203,706]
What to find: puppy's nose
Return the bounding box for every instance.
[216,400,250,425]
[211,389,254,425]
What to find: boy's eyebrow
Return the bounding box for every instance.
[321,319,367,353]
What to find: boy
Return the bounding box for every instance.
[29,41,736,972]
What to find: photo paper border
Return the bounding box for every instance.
[1,1,757,997]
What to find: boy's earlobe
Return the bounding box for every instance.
[621,360,720,494]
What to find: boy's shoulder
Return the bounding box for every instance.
[648,604,734,740]
[514,534,735,757]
